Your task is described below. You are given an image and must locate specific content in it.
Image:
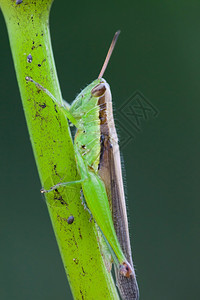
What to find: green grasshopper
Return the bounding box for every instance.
[26,31,139,299]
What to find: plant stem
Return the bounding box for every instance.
[0,0,119,299]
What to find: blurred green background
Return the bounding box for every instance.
[0,1,199,299]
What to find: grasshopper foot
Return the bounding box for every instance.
[41,187,47,194]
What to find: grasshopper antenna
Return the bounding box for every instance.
[98,30,121,79]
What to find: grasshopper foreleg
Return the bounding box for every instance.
[25,76,81,128]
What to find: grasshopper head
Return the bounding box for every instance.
[70,78,111,115]
[91,78,111,102]
[91,80,107,97]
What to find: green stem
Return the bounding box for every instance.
[0,1,119,299]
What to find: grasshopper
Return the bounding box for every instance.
[26,31,139,299]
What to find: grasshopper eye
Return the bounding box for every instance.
[91,83,106,97]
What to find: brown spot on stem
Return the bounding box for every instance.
[39,103,46,109]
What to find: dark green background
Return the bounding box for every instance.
[0,1,199,299]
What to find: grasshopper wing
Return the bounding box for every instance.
[98,96,139,299]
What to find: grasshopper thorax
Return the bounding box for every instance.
[72,78,112,172]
